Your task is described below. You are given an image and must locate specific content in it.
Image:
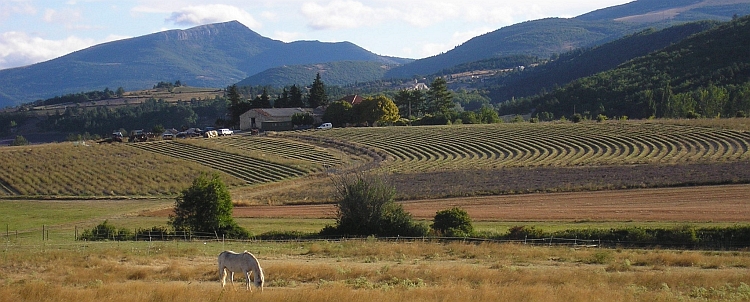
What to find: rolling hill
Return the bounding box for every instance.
[236,61,395,87]
[384,0,750,79]
[0,21,410,108]
[498,14,750,119]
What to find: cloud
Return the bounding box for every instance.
[0,31,95,69]
[300,0,399,30]
[0,0,37,22]
[166,4,262,29]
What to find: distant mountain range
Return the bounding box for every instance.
[1,0,749,108]
[0,21,410,107]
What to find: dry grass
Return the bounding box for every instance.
[2,241,749,302]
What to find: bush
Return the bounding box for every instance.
[431,207,474,237]
[79,220,133,241]
[323,173,428,237]
[571,113,584,123]
[596,114,608,122]
[506,225,546,240]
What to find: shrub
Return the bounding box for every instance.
[596,114,608,122]
[506,225,546,240]
[571,113,584,123]
[79,220,133,241]
[322,173,428,237]
[431,207,474,237]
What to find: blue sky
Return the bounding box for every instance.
[0,0,632,70]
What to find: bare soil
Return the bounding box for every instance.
[146,184,750,222]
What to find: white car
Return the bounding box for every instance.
[317,123,332,130]
[218,128,233,136]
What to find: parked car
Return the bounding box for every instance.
[317,123,332,130]
[218,128,233,136]
[162,132,174,140]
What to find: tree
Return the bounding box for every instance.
[323,100,353,127]
[394,89,426,119]
[226,84,247,128]
[289,85,304,108]
[291,112,315,126]
[308,73,328,108]
[259,88,272,108]
[478,106,500,124]
[10,135,29,146]
[275,88,290,108]
[116,87,125,98]
[353,95,399,126]
[169,173,248,238]
[323,173,428,237]
[426,77,453,115]
[431,207,474,237]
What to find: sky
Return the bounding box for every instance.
[0,0,633,70]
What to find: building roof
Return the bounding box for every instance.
[244,108,310,118]
[339,95,364,105]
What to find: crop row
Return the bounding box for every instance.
[130,141,308,184]
[295,122,750,172]
[0,143,231,196]
[207,136,346,169]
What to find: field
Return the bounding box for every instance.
[3,120,750,301]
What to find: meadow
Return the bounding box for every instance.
[2,120,750,301]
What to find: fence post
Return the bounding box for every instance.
[42,225,45,241]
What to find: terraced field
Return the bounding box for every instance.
[130,140,309,185]
[295,122,750,172]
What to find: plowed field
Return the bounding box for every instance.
[225,185,750,222]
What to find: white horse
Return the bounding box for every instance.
[218,250,265,291]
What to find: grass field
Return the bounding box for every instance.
[3,120,750,301]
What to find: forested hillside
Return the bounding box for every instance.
[498,15,750,119]
[236,61,394,87]
[484,21,719,103]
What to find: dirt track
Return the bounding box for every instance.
[226,185,750,222]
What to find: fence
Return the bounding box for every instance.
[3,224,750,251]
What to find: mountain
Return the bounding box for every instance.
[0,21,409,108]
[498,14,750,119]
[483,20,720,102]
[385,0,750,79]
[236,61,396,87]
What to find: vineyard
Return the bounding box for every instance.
[293,122,750,172]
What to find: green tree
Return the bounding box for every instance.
[291,112,315,126]
[478,106,500,124]
[431,207,474,237]
[308,73,328,108]
[426,77,453,115]
[10,135,29,146]
[289,85,304,108]
[323,100,353,127]
[275,88,290,108]
[116,87,125,98]
[226,84,246,128]
[323,174,428,237]
[394,89,426,119]
[169,173,248,238]
[353,95,400,126]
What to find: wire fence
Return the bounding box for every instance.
[2,224,749,251]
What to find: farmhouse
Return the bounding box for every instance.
[239,108,322,131]
[338,94,364,106]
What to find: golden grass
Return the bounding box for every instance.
[2,241,749,302]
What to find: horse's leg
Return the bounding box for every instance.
[220,268,226,288]
[245,271,251,291]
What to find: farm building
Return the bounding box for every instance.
[239,108,323,131]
